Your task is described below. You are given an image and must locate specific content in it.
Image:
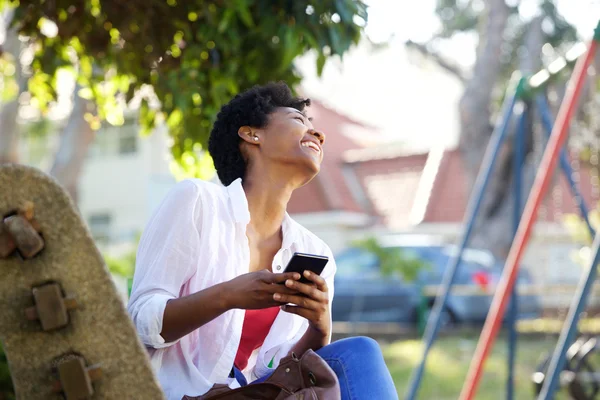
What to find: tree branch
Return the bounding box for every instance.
[458,0,511,187]
[405,39,468,84]
[49,86,95,202]
[0,25,26,164]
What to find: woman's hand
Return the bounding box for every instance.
[225,270,301,310]
[161,270,300,343]
[273,271,331,343]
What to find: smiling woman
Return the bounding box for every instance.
[127,82,398,400]
[208,82,325,187]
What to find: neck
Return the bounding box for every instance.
[242,173,295,240]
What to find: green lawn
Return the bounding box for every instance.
[383,335,571,400]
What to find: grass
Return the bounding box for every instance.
[383,334,571,400]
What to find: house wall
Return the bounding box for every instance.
[80,124,177,251]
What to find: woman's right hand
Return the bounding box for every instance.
[225,270,301,310]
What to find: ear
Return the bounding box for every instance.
[238,126,259,145]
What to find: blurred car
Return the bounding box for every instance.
[331,237,541,326]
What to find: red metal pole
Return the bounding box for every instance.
[458,38,598,400]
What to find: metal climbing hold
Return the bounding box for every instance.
[0,220,16,258]
[25,282,78,331]
[3,214,44,259]
[52,356,102,400]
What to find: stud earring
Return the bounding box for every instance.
[253,136,259,142]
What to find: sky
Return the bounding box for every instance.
[296,0,600,148]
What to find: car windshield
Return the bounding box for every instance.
[334,248,379,279]
[335,246,437,280]
[335,245,489,278]
[443,246,496,269]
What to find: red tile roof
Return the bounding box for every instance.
[421,149,468,223]
[348,147,600,227]
[424,150,600,224]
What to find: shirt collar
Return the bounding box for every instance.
[226,178,299,249]
[226,178,251,225]
[281,213,299,250]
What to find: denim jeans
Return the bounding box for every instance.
[234,336,399,400]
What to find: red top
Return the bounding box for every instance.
[234,307,280,371]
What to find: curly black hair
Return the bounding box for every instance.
[208,81,311,185]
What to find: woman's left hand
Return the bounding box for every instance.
[273,270,331,341]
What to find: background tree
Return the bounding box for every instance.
[406,0,579,258]
[0,0,368,198]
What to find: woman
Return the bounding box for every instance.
[128,82,398,400]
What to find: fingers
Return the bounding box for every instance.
[263,284,298,296]
[279,304,315,320]
[273,293,321,310]
[282,277,328,303]
[302,271,327,291]
[266,271,301,284]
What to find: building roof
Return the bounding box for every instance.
[348,147,600,229]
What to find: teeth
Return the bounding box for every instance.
[301,142,320,152]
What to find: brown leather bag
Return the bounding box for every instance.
[183,349,341,400]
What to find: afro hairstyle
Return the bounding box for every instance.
[208,81,311,185]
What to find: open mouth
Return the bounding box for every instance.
[301,141,321,155]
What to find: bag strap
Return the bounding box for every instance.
[198,382,290,400]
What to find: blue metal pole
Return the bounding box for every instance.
[405,74,523,400]
[538,230,600,399]
[507,106,527,400]
[536,95,595,236]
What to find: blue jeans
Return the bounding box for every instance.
[234,336,398,400]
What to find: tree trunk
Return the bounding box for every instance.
[469,16,545,258]
[0,26,26,164]
[49,89,95,203]
[458,0,511,189]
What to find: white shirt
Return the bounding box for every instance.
[127,178,336,400]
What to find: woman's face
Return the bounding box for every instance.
[244,107,326,184]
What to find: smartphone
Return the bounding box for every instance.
[280,252,329,284]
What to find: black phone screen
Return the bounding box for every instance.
[281,252,329,284]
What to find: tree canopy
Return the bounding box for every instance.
[0,0,367,178]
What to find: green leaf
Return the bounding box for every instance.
[335,0,354,23]
[316,52,327,76]
[235,1,254,27]
[0,0,17,13]
[218,8,235,32]
[279,28,298,71]
[80,56,93,78]
[328,26,343,55]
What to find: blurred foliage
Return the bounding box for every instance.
[0,53,19,102]
[0,0,367,179]
[562,206,600,268]
[352,237,429,282]
[105,250,136,278]
[563,208,600,246]
[103,233,140,277]
[25,118,54,138]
